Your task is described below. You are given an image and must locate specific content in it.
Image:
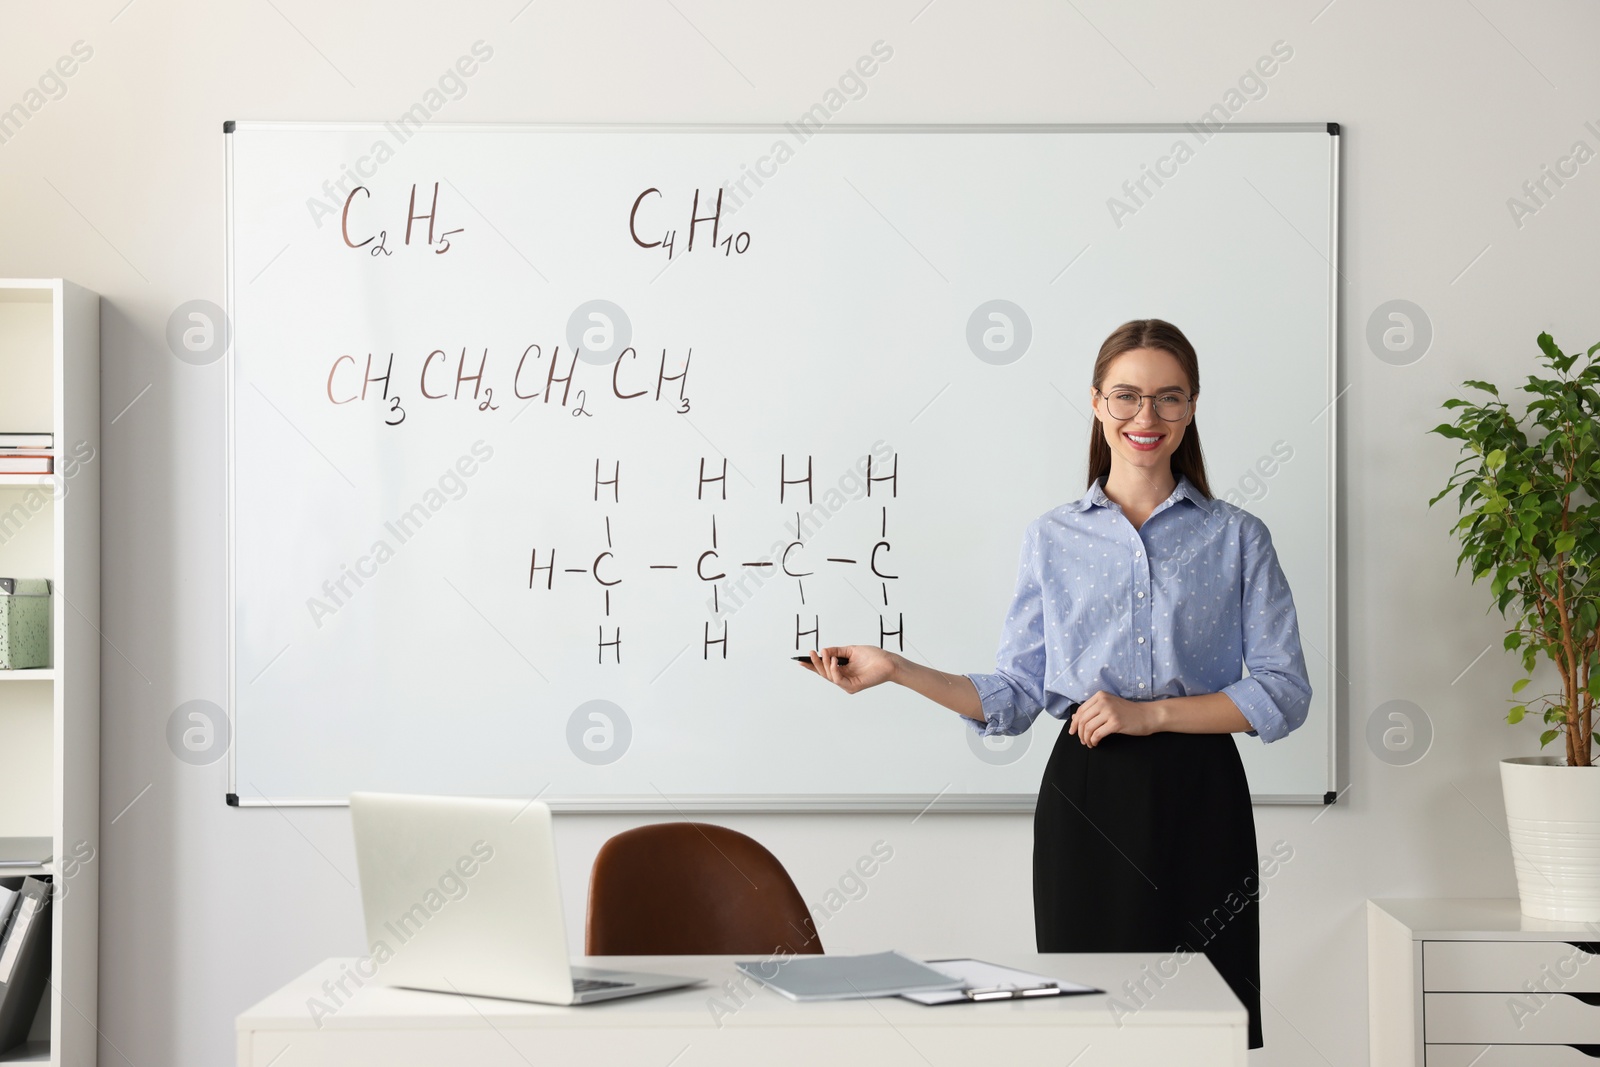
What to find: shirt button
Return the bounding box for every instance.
[1137,591,1145,598]
[1137,636,1145,644]
[1135,550,1142,558]
[1138,683,1146,689]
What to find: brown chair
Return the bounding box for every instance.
[585,822,823,956]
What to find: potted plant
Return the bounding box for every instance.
[1429,332,1600,921]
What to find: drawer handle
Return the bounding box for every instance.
[1571,993,1600,1008]
[1565,941,1600,957]
[1565,1046,1600,1058]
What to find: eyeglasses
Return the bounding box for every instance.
[1096,388,1192,422]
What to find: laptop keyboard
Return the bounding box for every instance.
[573,977,635,992]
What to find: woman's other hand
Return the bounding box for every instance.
[1068,690,1165,747]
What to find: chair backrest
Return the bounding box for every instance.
[585,822,823,956]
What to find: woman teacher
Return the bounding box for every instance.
[799,318,1312,1050]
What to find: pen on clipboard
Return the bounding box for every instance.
[965,982,1063,1001]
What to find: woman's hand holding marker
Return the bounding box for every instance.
[795,645,895,695]
[797,645,986,722]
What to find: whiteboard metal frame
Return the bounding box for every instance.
[223,120,1341,812]
[226,792,1330,811]
[225,122,240,806]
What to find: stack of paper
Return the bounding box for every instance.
[0,434,54,475]
[0,840,52,869]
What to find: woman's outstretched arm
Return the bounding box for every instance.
[797,646,984,722]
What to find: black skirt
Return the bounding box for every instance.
[1034,702,1264,1050]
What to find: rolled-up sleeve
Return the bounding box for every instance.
[1222,517,1313,743]
[962,523,1049,737]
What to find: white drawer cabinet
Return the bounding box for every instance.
[1426,992,1600,1043]
[1370,898,1600,1067]
[1424,939,1600,993]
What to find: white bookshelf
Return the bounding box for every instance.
[0,280,99,1067]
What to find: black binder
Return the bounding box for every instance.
[0,877,52,1054]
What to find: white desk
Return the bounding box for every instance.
[237,952,1247,1066]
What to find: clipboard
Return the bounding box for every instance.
[901,958,1105,1005]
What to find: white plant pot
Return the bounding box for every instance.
[1500,756,1600,922]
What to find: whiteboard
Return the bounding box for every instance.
[225,122,1339,810]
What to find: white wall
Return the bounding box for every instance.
[4,1,1598,1062]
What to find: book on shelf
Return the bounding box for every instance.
[0,453,51,475]
[0,435,51,450]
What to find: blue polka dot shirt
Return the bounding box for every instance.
[963,473,1313,743]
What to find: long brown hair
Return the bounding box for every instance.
[1086,319,1213,498]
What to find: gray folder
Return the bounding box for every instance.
[735,950,965,1001]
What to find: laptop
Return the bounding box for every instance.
[349,792,703,1004]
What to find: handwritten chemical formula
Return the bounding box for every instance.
[529,449,905,664]
[325,345,692,426]
[339,181,465,257]
[629,186,752,260]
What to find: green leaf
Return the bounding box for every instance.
[1555,533,1577,554]
[1540,729,1560,747]
[1462,379,1501,397]
[1507,705,1526,724]
[1512,677,1532,693]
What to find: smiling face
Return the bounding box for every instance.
[1091,346,1197,475]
